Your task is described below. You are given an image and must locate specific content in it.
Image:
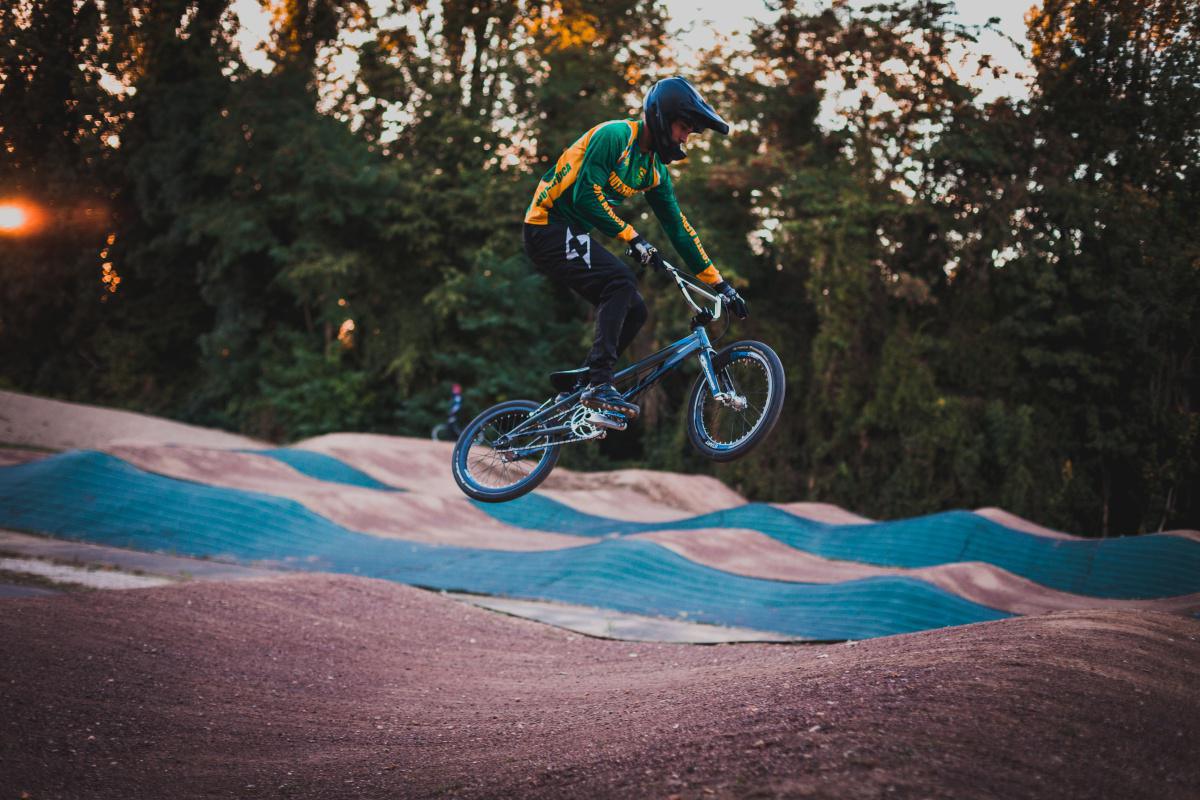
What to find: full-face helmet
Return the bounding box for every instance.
[642,76,729,164]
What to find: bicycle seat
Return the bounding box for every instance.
[549,367,588,393]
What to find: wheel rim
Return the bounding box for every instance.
[462,409,549,492]
[695,350,773,450]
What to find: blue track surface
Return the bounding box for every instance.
[476,493,1200,599]
[0,451,1012,640]
[247,448,401,491]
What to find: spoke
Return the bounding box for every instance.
[699,354,774,447]
[474,455,502,486]
[462,409,549,490]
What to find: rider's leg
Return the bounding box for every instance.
[583,269,639,384]
[616,293,647,360]
[522,222,641,418]
[578,275,642,419]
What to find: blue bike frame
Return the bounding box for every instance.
[504,262,729,443]
[617,325,721,402]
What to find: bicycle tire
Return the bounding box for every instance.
[452,399,561,502]
[686,340,785,462]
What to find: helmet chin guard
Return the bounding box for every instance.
[642,76,730,165]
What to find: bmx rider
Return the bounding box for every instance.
[522,76,748,422]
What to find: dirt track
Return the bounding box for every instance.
[3,575,1198,799]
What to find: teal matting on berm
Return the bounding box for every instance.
[2,450,1196,639]
[244,448,402,492]
[477,494,1200,599]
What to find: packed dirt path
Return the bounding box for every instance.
[0,389,264,451]
[3,575,1198,799]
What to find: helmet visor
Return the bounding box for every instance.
[680,105,729,136]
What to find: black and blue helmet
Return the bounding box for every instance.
[642,76,729,164]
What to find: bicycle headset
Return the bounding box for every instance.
[643,76,730,165]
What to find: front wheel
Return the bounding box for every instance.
[686,340,785,462]
[452,399,561,502]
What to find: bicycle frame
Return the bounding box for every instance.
[503,261,733,444]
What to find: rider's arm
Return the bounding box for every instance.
[644,168,723,286]
[571,122,640,244]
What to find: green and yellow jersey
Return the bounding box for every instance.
[525,119,723,285]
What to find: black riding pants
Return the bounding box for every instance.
[523,222,648,385]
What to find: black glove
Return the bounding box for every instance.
[715,280,749,319]
[628,235,666,273]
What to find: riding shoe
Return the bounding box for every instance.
[580,383,639,420]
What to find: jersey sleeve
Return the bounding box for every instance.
[644,167,723,285]
[571,122,639,242]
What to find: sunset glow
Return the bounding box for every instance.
[0,203,29,231]
[0,201,43,235]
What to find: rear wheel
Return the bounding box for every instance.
[686,340,785,462]
[452,400,560,502]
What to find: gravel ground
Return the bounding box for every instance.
[2,574,1198,800]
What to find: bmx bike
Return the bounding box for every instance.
[451,259,785,502]
[431,384,463,441]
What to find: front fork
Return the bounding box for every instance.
[694,328,748,411]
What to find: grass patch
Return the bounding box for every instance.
[0,568,86,592]
[0,442,60,453]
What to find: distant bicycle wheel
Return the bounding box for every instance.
[431,423,459,442]
[451,400,560,502]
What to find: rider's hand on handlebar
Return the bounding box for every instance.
[629,235,666,273]
[715,280,749,319]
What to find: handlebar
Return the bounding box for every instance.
[659,259,724,320]
[626,242,727,322]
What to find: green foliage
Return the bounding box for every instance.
[242,331,377,441]
[415,247,581,433]
[0,0,124,398]
[2,0,1197,535]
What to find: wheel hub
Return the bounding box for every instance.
[715,391,748,411]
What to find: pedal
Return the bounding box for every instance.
[586,410,627,431]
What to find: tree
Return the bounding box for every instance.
[0,0,123,397]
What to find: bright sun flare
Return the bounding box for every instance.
[0,203,31,232]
